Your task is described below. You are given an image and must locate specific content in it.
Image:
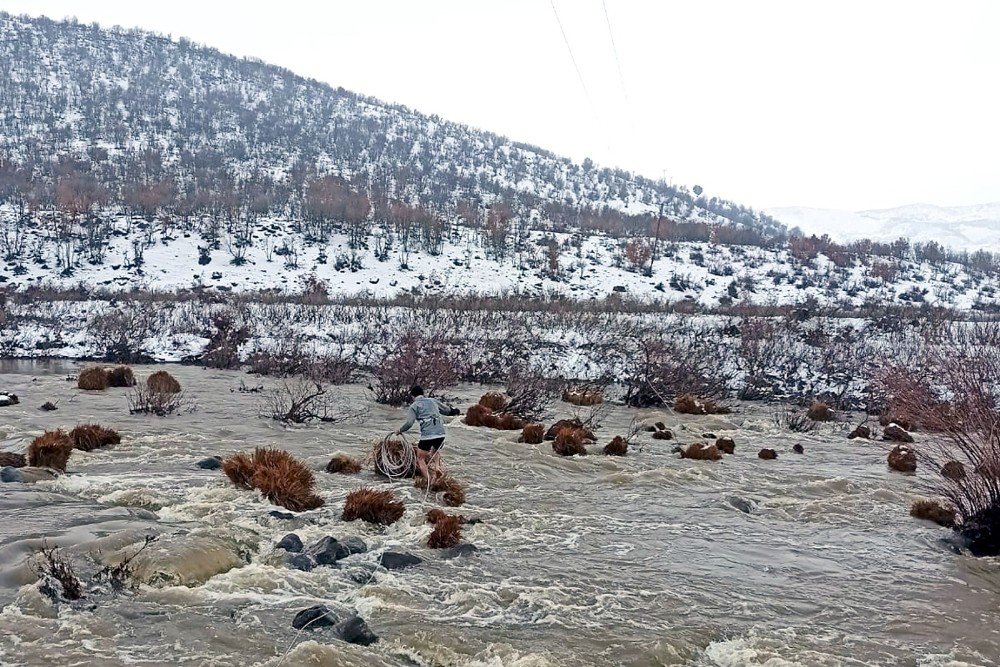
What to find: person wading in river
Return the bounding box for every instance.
[394,385,459,482]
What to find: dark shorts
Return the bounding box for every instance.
[418,437,445,452]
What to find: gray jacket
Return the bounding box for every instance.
[399,396,452,440]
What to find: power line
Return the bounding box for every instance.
[601,0,630,108]
[549,0,605,144]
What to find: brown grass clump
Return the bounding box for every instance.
[478,391,508,412]
[222,448,324,512]
[147,370,182,394]
[680,443,723,461]
[806,401,834,421]
[911,499,957,527]
[562,387,603,406]
[652,429,673,440]
[544,419,596,442]
[69,424,121,452]
[342,487,405,525]
[325,453,362,475]
[848,425,871,440]
[716,437,735,455]
[428,514,463,549]
[882,423,914,443]
[879,413,913,432]
[465,403,498,428]
[603,436,628,456]
[888,444,917,473]
[77,366,109,391]
[673,393,731,415]
[519,423,544,444]
[0,452,26,467]
[941,461,966,481]
[426,508,480,525]
[27,430,74,471]
[496,413,525,431]
[222,452,255,489]
[758,448,778,460]
[416,474,467,507]
[107,366,136,388]
[553,428,588,456]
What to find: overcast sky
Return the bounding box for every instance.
[2,0,998,212]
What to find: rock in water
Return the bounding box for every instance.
[276,533,303,553]
[0,393,19,407]
[716,437,735,454]
[307,536,351,565]
[1,466,23,482]
[758,448,778,460]
[286,554,314,572]
[792,444,804,454]
[379,551,422,570]
[728,497,756,514]
[128,534,245,586]
[0,452,26,468]
[1,466,58,483]
[340,536,367,555]
[292,605,339,630]
[883,424,914,443]
[196,456,223,470]
[848,425,871,440]
[887,444,917,473]
[335,615,379,646]
[440,543,479,559]
[269,510,295,520]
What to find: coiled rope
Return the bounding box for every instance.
[372,433,417,480]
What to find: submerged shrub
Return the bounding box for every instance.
[674,393,730,415]
[147,370,181,394]
[77,366,109,391]
[806,400,834,421]
[370,330,459,406]
[553,428,587,456]
[603,436,628,456]
[342,487,405,525]
[69,424,121,451]
[911,499,957,528]
[478,391,508,412]
[0,451,26,467]
[28,430,73,471]
[427,514,463,549]
[325,452,362,474]
[107,366,136,388]
[222,447,324,512]
[680,443,722,461]
[563,385,603,407]
[519,423,544,444]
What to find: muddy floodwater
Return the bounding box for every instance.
[1,361,998,666]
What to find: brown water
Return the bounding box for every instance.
[0,361,998,666]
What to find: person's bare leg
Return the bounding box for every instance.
[416,448,431,481]
[429,448,443,478]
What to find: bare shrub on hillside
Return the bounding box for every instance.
[502,363,563,422]
[246,342,358,384]
[262,378,369,425]
[87,305,156,363]
[623,326,733,407]
[203,309,251,369]
[371,329,460,406]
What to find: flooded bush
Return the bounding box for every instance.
[427,514,463,549]
[28,430,73,471]
[478,391,508,412]
[34,544,83,601]
[496,413,524,431]
[502,364,562,421]
[806,400,834,421]
[603,436,628,456]
[202,311,251,370]
[911,499,956,527]
[673,393,730,415]
[887,444,917,473]
[127,384,185,416]
[414,474,466,506]
[370,330,459,406]
[147,370,181,394]
[342,487,405,525]
[0,452,26,467]
[773,409,818,433]
[325,452,362,474]
[680,443,723,461]
[465,403,499,428]
[758,448,778,460]
[623,328,732,408]
[77,366,109,390]
[553,428,587,456]
[563,385,603,406]
[69,424,121,451]
[716,437,736,454]
[107,365,136,387]
[262,378,369,424]
[519,423,544,444]
[222,447,324,512]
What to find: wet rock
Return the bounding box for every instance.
[269,510,296,520]
[40,401,57,412]
[728,497,756,514]
[378,551,422,570]
[792,444,804,454]
[702,433,717,440]
[0,452,26,468]
[196,456,223,470]
[888,444,917,473]
[340,536,367,555]
[642,424,657,432]
[276,533,303,553]
[307,537,355,565]
[715,437,735,455]
[286,554,314,571]
[670,444,683,454]
[651,430,673,440]
[883,423,914,443]
[128,534,245,586]
[343,562,378,584]
[440,543,480,559]
[292,604,340,630]
[941,461,966,481]
[758,448,778,460]
[2,466,58,483]
[0,393,19,407]
[335,615,379,646]
[654,421,667,431]
[848,425,871,440]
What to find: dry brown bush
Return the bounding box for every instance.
[107,366,136,388]
[496,413,525,431]
[674,393,730,415]
[758,448,778,460]
[478,391,508,412]
[0,452,26,467]
[603,436,628,456]
[716,437,735,454]
[69,424,121,451]
[342,487,405,525]
[652,429,673,440]
[941,461,966,481]
[427,514,463,549]
[553,428,588,456]
[680,443,722,461]
[78,366,109,391]
[806,400,834,421]
[465,404,498,428]
[563,386,603,406]
[28,430,74,471]
[325,453,362,474]
[911,498,957,527]
[519,423,544,444]
[147,370,181,394]
[222,448,324,512]
[888,444,917,473]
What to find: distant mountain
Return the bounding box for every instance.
[0,12,782,237]
[767,203,1000,251]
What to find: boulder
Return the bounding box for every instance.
[269,510,296,520]
[728,497,756,514]
[883,424,914,443]
[276,533,303,553]
[758,448,778,460]
[196,456,223,470]
[1,466,58,483]
[651,430,673,440]
[440,543,480,559]
[287,554,315,571]
[307,536,351,565]
[292,605,339,630]
[127,534,245,586]
[0,393,19,407]
[888,444,917,473]
[702,433,717,440]
[340,536,367,555]
[378,551,422,571]
[848,425,871,440]
[334,615,379,646]
[792,444,804,454]
[40,402,57,412]
[715,437,735,455]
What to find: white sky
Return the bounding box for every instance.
[2,0,998,212]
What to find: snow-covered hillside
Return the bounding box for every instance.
[768,203,1000,251]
